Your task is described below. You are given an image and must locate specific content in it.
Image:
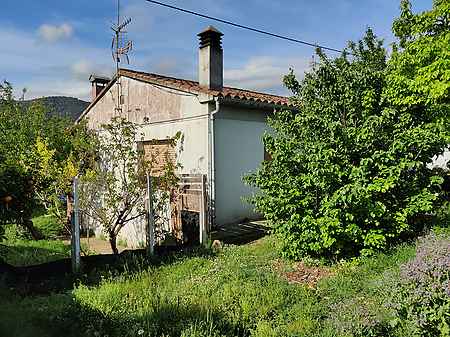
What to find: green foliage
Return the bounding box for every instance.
[32,214,65,239]
[1,224,31,242]
[0,82,48,229]
[31,119,99,233]
[246,4,449,259]
[388,0,450,110]
[0,81,96,237]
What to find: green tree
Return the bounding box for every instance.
[31,120,98,234]
[0,82,94,239]
[246,24,447,258]
[387,0,449,110]
[0,82,48,238]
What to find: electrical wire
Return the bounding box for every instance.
[144,0,346,54]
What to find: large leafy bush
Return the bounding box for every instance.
[246,7,448,258]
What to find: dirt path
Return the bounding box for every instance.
[63,238,127,255]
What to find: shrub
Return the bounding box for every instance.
[245,1,448,259]
[391,233,450,336]
[33,214,65,239]
[2,224,31,242]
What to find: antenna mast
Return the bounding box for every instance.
[111,0,133,113]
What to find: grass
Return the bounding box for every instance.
[0,238,71,266]
[0,234,424,337]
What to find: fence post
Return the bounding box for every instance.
[71,176,81,274]
[146,173,155,256]
[199,174,208,246]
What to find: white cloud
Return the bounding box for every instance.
[71,60,112,81]
[0,27,112,101]
[21,78,93,100]
[224,56,311,94]
[71,60,94,80]
[38,23,73,43]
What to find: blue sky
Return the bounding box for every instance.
[0,0,432,101]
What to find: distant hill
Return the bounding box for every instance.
[23,96,90,121]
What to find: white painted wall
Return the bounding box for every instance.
[213,105,270,225]
[139,118,209,175]
[83,76,210,248]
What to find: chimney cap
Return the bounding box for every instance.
[89,74,111,84]
[197,25,223,37]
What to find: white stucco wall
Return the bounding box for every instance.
[83,76,209,247]
[213,105,271,225]
[139,118,209,175]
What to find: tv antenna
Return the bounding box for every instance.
[111,0,133,112]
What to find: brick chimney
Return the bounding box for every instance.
[198,26,223,91]
[89,75,110,101]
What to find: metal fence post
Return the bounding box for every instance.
[199,174,208,246]
[71,176,81,273]
[146,173,155,256]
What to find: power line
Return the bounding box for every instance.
[144,0,345,54]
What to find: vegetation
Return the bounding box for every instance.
[0,238,70,266]
[2,231,449,337]
[390,233,450,336]
[0,82,97,239]
[0,213,70,266]
[0,1,448,336]
[245,0,449,259]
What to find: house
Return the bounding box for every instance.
[78,26,289,247]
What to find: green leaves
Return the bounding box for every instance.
[0,81,79,231]
[245,7,449,259]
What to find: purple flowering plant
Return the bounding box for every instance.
[391,233,450,336]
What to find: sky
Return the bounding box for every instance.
[0,0,432,101]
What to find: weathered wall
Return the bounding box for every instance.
[84,76,209,247]
[85,77,203,127]
[213,105,271,226]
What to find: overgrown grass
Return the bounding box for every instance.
[0,233,429,337]
[0,238,71,266]
[1,211,66,243]
[0,211,71,266]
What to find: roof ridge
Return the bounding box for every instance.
[120,68,197,84]
[119,67,290,106]
[119,68,288,99]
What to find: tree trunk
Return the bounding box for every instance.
[22,218,44,240]
[109,234,119,255]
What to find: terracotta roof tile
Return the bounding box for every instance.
[119,68,290,107]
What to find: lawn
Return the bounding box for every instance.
[0,239,71,266]
[0,232,428,337]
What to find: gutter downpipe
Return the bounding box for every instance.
[208,97,220,232]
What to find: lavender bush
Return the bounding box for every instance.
[392,233,450,336]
